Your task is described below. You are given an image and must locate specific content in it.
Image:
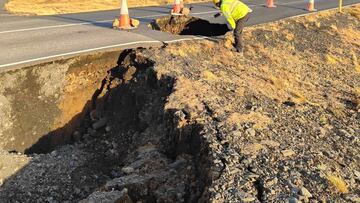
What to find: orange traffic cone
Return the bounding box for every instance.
[171,0,182,15]
[119,0,131,29]
[306,0,317,11]
[266,0,276,8]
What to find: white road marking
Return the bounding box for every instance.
[0,10,221,34]
[0,40,160,68]
[0,36,212,68]
[0,20,112,34]
[0,35,217,69]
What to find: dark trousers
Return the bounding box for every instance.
[234,13,250,52]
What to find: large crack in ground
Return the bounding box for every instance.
[80,49,209,202]
[0,49,214,203]
[0,15,235,203]
[1,7,360,202]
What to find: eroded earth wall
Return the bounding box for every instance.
[0,52,120,153]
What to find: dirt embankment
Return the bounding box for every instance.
[0,49,212,203]
[0,52,121,154]
[144,6,360,202]
[145,6,360,202]
[0,5,359,203]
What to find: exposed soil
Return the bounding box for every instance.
[0,49,212,203]
[0,5,359,203]
[0,52,120,154]
[151,16,230,36]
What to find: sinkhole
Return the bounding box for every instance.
[150,15,230,37]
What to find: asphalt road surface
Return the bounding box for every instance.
[0,0,359,71]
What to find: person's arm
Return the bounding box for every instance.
[221,7,236,29]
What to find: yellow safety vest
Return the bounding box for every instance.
[221,0,250,29]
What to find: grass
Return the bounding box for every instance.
[4,0,207,15]
[355,87,360,97]
[201,70,219,82]
[352,52,360,73]
[327,174,349,194]
[346,5,360,19]
[166,42,203,58]
[325,54,338,65]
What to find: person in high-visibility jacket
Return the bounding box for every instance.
[213,0,251,53]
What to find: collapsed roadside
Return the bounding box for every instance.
[0,5,359,203]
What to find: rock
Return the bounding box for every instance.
[174,110,186,121]
[344,194,360,203]
[46,197,55,202]
[79,189,132,203]
[50,150,57,157]
[105,174,152,191]
[242,197,256,202]
[87,128,97,137]
[130,19,140,28]
[300,187,312,198]
[246,128,256,136]
[233,130,242,137]
[291,187,300,194]
[354,170,360,179]
[181,7,191,16]
[108,149,118,155]
[92,118,108,130]
[288,197,299,203]
[236,191,256,203]
[318,127,327,137]
[72,131,81,142]
[339,129,352,138]
[105,126,112,132]
[214,193,222,199]
[121,167,135,175]
[347,128,355,134]
[90,109,100,121]
[74,188,81,195]
[266,177,278,187]
[283,101,296,107]
[124,67,137,81]
[282,149,295,157]
[112,19,119,29]
[317,164,327,171]
[298,195,306,202]
[83,134,91,140]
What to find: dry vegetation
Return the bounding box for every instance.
[159,10,360,117]
[327,174,349,194]
[4,0,206,15]
[142,5,360,201]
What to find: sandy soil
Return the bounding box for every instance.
[4,0,207,15]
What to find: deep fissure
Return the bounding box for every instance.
[8,49,214,202]
[150,16,230,36]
